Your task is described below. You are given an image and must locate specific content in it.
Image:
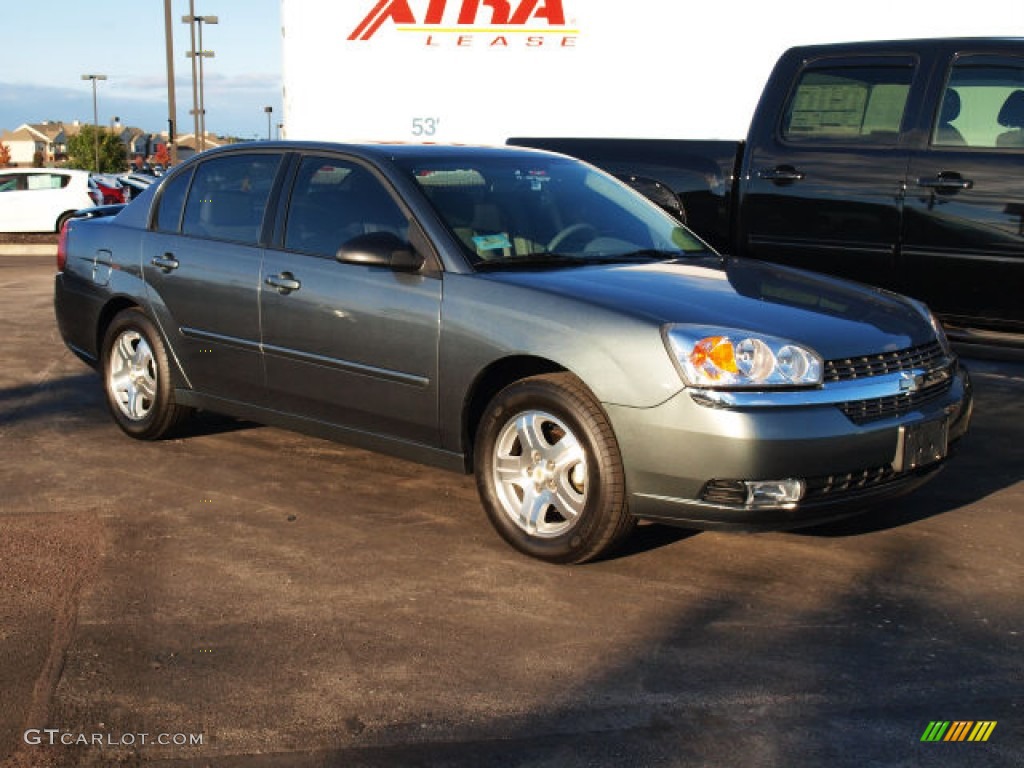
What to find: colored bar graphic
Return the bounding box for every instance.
[921,721,950,742]
[968,722,998,742]
[945,721,973,741]
[921,721,997,742]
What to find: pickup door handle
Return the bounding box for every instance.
[265,272,301,294]
[916,173,974,191]
[150,254,180,272]
[759,166,806,184]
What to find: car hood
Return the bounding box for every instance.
[480,256,937,358]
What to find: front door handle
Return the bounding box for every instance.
[151,254,180,272]
[916,173,974,191]
[265,272,301,294]
[759,165,806,184]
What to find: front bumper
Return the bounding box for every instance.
[606,362,972,530]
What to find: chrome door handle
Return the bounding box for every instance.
[151,254,180,272]
[916,174,973,191]
[265,273,301,294]
[759,166,805,184]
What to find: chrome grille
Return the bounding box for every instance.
[824,340,946,383]
[837,377,953,425]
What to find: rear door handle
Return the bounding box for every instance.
[151,254,179,272]
[265,272,301,294]
[759,166,805,184]
[916,173,973,191]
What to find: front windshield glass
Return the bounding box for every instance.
[395,154,711,269]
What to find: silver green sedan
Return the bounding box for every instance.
[54,143,972,563]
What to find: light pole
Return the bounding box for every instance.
[182,7,217,152]
[264,106,273,140]
[81,74,107,173]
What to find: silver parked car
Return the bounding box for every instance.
[54,143,972,563]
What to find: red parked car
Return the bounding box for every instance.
[91,176,126,205]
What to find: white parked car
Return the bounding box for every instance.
[0,168,102,232]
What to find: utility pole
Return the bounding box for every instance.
[163,0,178,165]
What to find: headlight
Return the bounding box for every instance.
[908,299,952,355]
[664,325,823,389]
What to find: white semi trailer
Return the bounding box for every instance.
[281,0,1016,145]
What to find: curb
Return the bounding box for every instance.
[0,245,57,256]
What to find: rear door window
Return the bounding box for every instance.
[181,153,283,243]
[782,62,914,145]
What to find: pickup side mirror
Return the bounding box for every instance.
[617,174,687,224]
[336,231,425,272]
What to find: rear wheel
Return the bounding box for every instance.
[474,373,634,564]
[101,309,191,439]
[56,211,76,232]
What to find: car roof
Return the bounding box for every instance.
[193,141,564,165]
[3,167,88,176]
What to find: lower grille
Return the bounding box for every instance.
[804,465,896,500]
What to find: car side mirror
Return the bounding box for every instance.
[336,231,425,272]
[617,174,687,224]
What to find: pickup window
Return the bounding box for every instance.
[782,64,912,145]
[934,55,1024,148]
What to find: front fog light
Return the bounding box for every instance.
[744,479,805,508]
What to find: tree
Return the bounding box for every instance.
[153,143,171,167]
[66,126,127,174]
[0,143,10,167]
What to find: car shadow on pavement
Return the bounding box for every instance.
[173,411,263,439]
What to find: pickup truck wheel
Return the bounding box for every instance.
[474,373,634,564]
[102,309,191,439]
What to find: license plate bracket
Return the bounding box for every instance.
[894,418,949,473]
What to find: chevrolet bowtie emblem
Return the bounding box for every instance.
[899,371,923,393]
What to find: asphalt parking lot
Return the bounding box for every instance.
[1,252,1021,767]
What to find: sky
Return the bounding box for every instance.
[0,0,282,140]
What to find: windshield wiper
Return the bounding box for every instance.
[473,253,591,271]
[589,249,694,263]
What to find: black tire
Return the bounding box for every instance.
[474,373,635,564]
[101,308,191,439]
[56,211,76,233]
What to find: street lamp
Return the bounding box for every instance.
[264,106,273,140]
[81,74,107,173]
[182,6,217,152]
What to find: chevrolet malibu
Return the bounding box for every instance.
[54,143,972,563]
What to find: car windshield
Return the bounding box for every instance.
[395,154,711,269]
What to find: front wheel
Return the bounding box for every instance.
[474,373,635,564]
[101,309,191,439]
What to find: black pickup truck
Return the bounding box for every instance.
[512,38,1024,348]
